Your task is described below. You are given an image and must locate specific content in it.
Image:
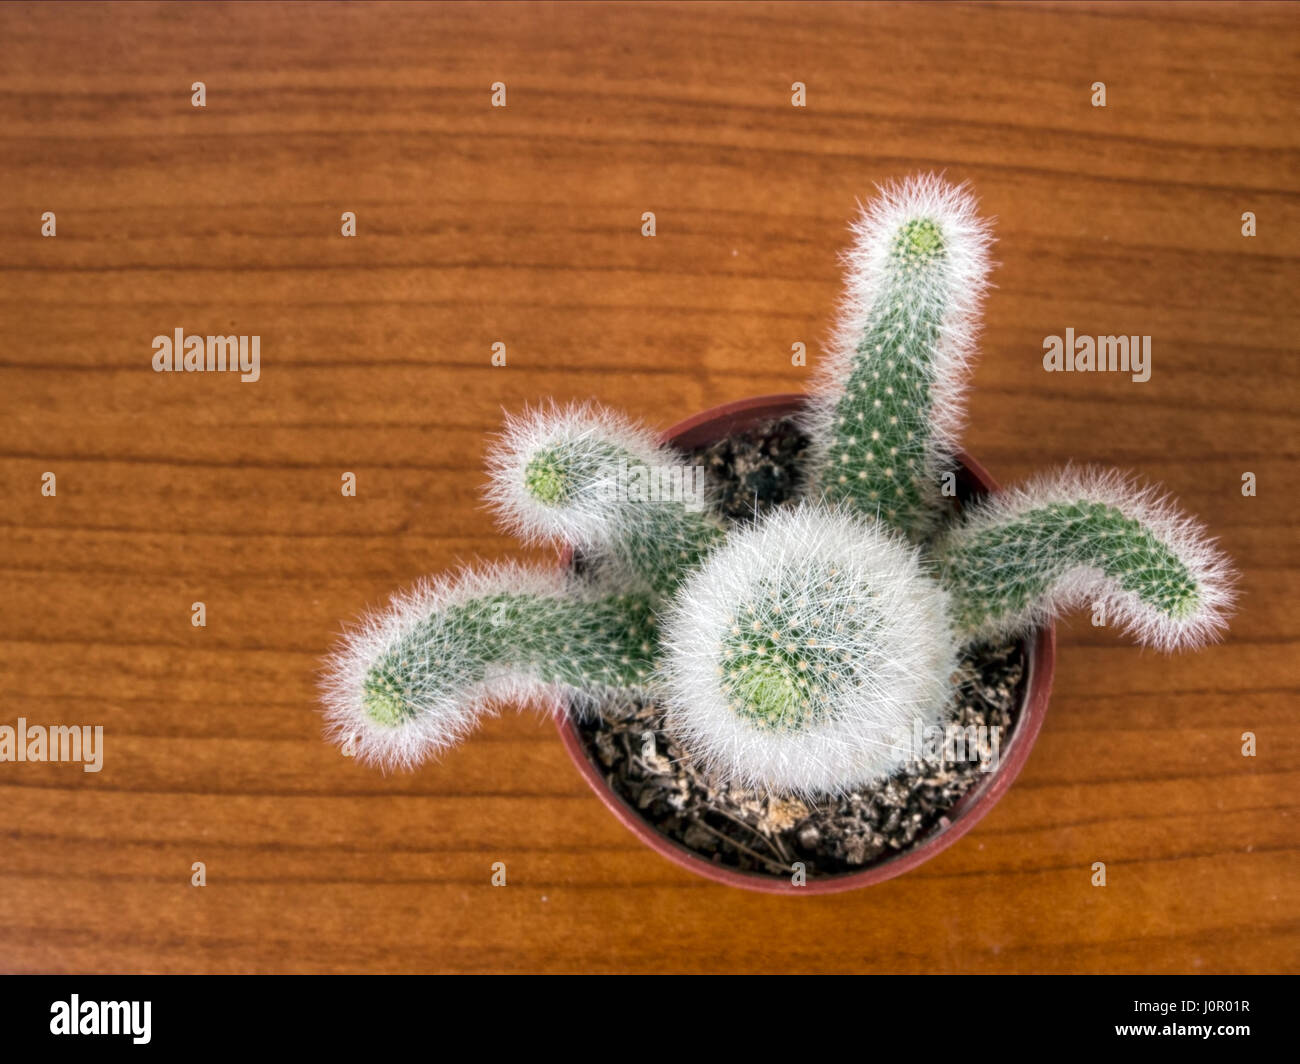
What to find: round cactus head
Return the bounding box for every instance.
[660,503,958,797]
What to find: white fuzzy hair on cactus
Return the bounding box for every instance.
[822,173,993,442]
[484,398,724,597]
[321,562,652,771]
[937,466,1238,652]
[802,173,994,527]
[660,503,958,797]
[484,398,704,549]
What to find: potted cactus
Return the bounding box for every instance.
[322,175,1235,891]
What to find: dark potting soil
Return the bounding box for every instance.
[574,418,1027,880]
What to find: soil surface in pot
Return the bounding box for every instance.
[574,418,1027,879]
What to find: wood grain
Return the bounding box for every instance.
[0,0,1296,974]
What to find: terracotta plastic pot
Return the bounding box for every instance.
[556,394,1055,894]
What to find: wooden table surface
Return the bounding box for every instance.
[1,0,1296,975]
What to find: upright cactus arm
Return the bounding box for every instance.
[485,401,725,596]
[803,174,993,540]
[321,563,657,769]
[933,468,1236,651]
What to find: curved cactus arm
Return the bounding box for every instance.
[484,400,725,596]
[933,468,1236,651]
[321,562,657,770]
[802,174,993,540]
[660,503,957,798]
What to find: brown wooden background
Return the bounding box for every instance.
[0,1,1296,974]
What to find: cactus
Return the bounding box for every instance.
[935,468,1235,651]
[659,503,956,796]
[322,173,1235,799]
[484,400,725,596]
[322,563,656,769]
[801,174,993,541]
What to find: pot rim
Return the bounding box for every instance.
[555,393,1055,894]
